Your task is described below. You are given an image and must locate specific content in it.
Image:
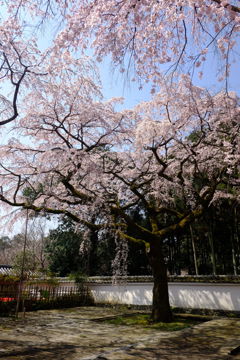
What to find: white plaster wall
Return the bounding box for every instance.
[90,282,153,306]
[89,282,240,311]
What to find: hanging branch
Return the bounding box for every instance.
[15,208,29,318]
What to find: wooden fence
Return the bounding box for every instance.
[0,283,17,302]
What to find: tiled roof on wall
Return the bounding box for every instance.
[0,265,13,275]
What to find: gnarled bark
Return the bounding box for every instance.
[148,239,172,322]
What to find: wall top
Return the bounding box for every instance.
[85,275,240,284]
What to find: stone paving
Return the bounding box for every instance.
[0,307,240,359]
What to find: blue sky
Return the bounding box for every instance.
[98,52,240,110]
[33,4,240,109]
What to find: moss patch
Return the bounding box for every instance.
[102,313,205,331]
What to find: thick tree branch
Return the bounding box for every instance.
[0,194,101,231]
[111,205,159,242]
[212,0,240,13]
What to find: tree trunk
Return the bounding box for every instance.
[232,207,239,275]
[208,230,217,275]
[190,225,199,275]
[148,239,172,322]
[87,229,98,276]
[231,232,238,275]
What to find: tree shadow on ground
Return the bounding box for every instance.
[123,320,240,360]
[0,339,77,360]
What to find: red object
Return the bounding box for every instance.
[0,297,15,302]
